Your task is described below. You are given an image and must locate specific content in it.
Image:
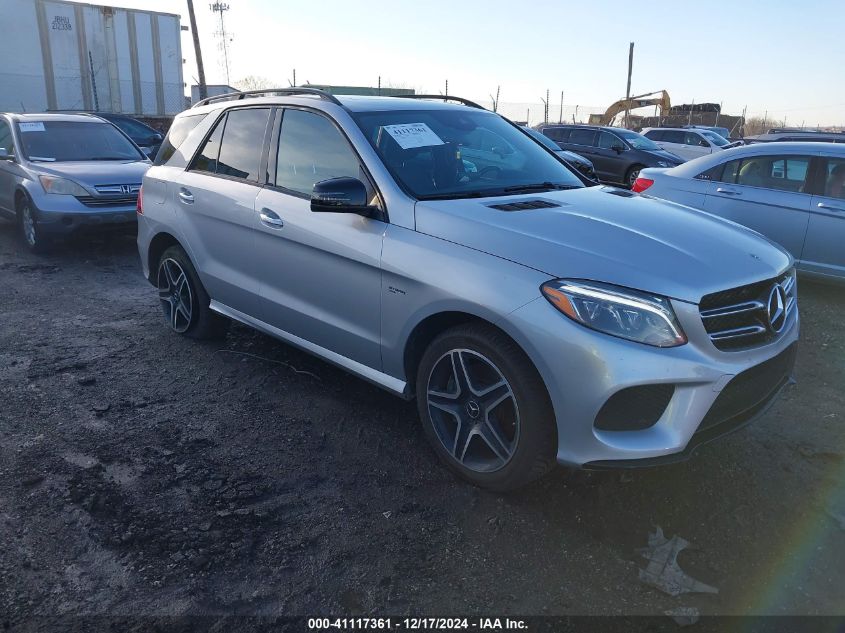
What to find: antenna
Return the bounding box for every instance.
[209,2,232,86]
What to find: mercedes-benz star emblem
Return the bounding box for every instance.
[465,400,481,419]
[766,283,787,333]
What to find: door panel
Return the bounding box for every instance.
[804,195,845,277]
[593,132,628,183]
[253,188,385,369]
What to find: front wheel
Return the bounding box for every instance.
[416,323,557,491]
[17,197,51,253]
[156,245,229,340]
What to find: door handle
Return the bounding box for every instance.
[178,188,194,204]
[259,208,284,228]
[817,202,845,212]
[716,187,741,196]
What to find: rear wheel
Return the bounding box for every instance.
[156,245,229,340]
[625,164,645,188]
[416,323,557,491]
[16,197,51,254]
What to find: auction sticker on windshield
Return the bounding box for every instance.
[19,122,46,133]
[383,123,444,149]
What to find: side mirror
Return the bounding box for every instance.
[611,143,625,153]
[311,177,375,215]
[0,148,14,161]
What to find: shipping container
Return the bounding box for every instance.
[0,0,185,116]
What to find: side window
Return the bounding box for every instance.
[734,156,810,191]
[684,132,708,147]
[275,109,362,196]
[155,113,208,166]
[645,130,664,141]
[663,130,685,144]
[0,120,14,157]
[823,158,845,199]
[191,114,225,173]
[569,129,596,146]
[714,159,741,184]
[215,108,271,181]
[544,127,569,142]
[597,132,618,149]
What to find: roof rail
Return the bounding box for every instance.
[390,94,486,110]
[192,87,343,109]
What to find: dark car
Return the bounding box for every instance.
[537,124,684,187]
[93,113,164,159]
[521,126,597,181]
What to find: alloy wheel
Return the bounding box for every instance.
[627,168,641,187]
[426,349,520,473]
[21,204,36,247]
[157,258,193,333]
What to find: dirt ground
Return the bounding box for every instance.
[1,220,844,624]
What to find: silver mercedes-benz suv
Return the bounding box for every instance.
[137,89,799,490]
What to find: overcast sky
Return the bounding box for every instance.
[101,0,844,125]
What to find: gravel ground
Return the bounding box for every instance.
[1,221,843,623]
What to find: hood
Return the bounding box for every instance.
[642,148,684,164]
[558,150,591,167]
[27,160,150,192]
[414,186,791,303]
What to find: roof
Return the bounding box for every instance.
[745,132,845,141]
[670,141,845,177]
[5,112,108,123]
[538,123,636,132]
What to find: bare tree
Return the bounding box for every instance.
[234,75,274,91]
[743,116,785,136]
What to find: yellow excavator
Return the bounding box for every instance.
[588,90,671,126]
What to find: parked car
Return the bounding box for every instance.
[520,126,597,181]
[634,142,845,282]
[0,113,150,252]
[94,112,164,159]
[642,127,735,161]
[743,130,845,144]
[537,124,684,187]
[139,90,798,490]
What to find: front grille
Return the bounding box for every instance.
[75,195,138,208]
[488,199,560,211]
[594,384,675,431]
[699,270,796,351]
[94,183,141,195]
[698,343,797,433]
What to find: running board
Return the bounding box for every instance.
[209,300,409,398]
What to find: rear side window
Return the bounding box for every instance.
[569,129,596,146]
[216,108,271,181]
[543,127,569,142]
[644,129,664,141]
[663,130,685,144]
[822,158,845,199]
[275,109,362,196]
[717,156,811,192]
[0,119,14,156]
[191,116,225,173]
[155,113,207,166]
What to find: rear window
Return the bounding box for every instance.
[155,113,208,166]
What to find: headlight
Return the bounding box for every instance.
[656,161,671,167]
[38,175,88,196]
[541,280,687,347]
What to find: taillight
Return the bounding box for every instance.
[136,186,143,214]
[631,177,654,193]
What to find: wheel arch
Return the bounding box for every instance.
[147,231,184,283]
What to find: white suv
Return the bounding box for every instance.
[642,127,732,161]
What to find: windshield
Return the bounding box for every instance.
[522,127,562,152]
[17,120,144,162]
[616,129,661,151]
[353,109,583,199]
[701,130,730,146]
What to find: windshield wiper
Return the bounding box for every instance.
[503,182,578,193]
[417,190,495,201]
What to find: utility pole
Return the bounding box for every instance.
[187,0,207,100]
[210,2,232,86]
[378,76,381,96]
[445,79,448,97]
[624,42,634,128]
[559,90,563,124]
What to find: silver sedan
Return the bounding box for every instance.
[634,141,845,283]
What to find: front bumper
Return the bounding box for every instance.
[506,294,800,467]
[31,194,137,235]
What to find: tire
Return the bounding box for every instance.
[16,196,51,254]
[625,164,645,189]
[415,322,557,491]
[156,245,229,340]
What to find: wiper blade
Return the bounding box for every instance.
[417,190,494,201]
[503,182,578,193]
